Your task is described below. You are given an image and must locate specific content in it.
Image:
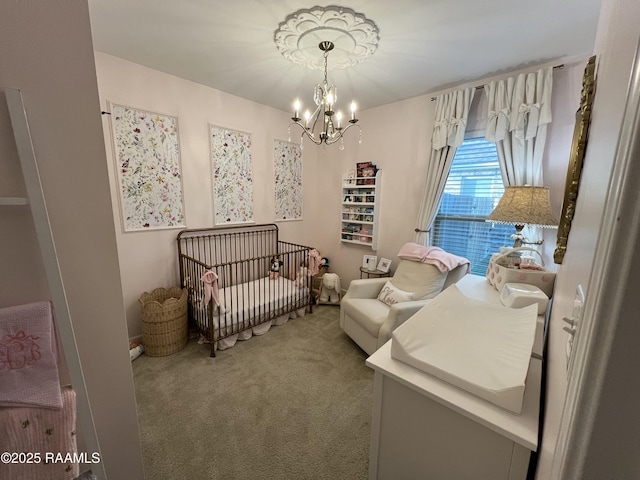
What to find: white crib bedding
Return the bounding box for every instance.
[201,276,309,347]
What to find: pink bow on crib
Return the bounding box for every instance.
[308,249,321,276]
[200,270,220,307]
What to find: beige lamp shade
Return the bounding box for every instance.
[486,186,558,228]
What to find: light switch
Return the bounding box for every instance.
[566,284,585,378]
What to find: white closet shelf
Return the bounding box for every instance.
[4,87,105,479]
[0,196,30,205]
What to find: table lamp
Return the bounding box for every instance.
[486,186,558,247]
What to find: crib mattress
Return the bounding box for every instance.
[390,285,537,413]
[208,276,309,332]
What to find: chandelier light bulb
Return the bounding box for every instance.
[294,99,301,119]
[350,101,357,121]
[336,111,343,129]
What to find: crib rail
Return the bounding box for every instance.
[177,225,313,356]
[177,224,279,276]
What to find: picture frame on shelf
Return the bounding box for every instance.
[363,255,378,270]
[377,258,392,273]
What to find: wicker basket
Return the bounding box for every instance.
[139,287,188,357]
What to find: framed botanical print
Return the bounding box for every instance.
[210,125,254,225]
[274,139,303,221]
[110,102,185,232]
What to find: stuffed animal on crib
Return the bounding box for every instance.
[295,262,309,288]
[270,256,284,280]
[319,273,341,304]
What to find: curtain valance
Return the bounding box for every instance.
[485,67,553,144]
[432,88,475,150]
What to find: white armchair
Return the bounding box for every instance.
[340,259,468,355]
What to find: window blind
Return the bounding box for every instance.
[432,137,514,276]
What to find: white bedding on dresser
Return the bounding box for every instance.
[390,284,537,414]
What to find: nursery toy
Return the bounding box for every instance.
[295,261,309,287]
[270,256,284,280]
[319,273,341,304]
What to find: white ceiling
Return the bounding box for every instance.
[87,0,602,113]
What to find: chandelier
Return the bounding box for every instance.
[289,41,360,149]
[274,6,379,150]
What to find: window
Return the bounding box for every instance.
[432,137,513,276]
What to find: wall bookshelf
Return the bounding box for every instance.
[341,169,381,250]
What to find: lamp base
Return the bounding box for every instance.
[510,224,543,248]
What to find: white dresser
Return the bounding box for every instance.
[366,275,543,480]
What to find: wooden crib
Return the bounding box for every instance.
[177,224,314,356]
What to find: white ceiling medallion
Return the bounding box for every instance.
[274,5,380,70]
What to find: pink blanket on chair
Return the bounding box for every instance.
[0,301,63,409]
[397,243,470,273]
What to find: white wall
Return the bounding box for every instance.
[0,2,144,479]
[548,0,640,477]
[94,52,320,338]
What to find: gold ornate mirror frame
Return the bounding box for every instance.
[554,55,597,264]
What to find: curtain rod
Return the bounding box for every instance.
[430,63,564,101]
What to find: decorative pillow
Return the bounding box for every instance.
[377,281,416,306]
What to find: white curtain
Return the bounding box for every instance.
[485,66,553,186]
[484,66,553,243]
[414,88,475,245]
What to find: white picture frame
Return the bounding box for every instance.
[346,168,356,185]
[363,255,378,271]
[377,258,392,273]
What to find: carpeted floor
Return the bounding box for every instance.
[132,305,373,480]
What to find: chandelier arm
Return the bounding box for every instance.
[289,121,323,145]
[324,122,361,145]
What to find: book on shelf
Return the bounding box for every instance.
[356,162,378,184]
